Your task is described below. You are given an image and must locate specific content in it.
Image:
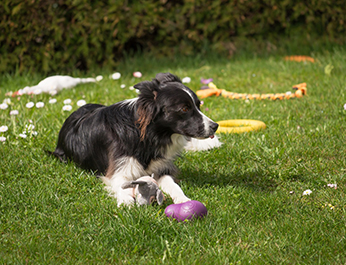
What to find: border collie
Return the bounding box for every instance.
[53,73,221,206]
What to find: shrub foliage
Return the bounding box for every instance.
[1,0,345,73]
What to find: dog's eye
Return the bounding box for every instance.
[181,107,189,113]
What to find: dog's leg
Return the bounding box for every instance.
[101,157,146,207]
[157,175,190,204]
[100,175,135,207]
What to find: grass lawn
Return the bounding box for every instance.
[1,44,346,264]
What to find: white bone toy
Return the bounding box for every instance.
[121,174,165,206]
[12,75,97,96]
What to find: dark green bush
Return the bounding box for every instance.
[1,0,345,73]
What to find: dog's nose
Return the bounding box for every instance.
[210,122,219,132]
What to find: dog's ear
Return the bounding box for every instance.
[121,182,136,189]
[134,80,160,140]
[155,73,181,84]
[156,188,165,205]
[131,180,147,186]
[134,80,159,95]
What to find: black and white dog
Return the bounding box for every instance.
[53,73,221,206]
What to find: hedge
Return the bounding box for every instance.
[1,0,345,73]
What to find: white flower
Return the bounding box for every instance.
[36,102,45,108]
[49,98,57,104]
[0,136,6,142]
[0,126,8,133]
[62,105,72,111]
[96,75,103,81]
[129,86,135,90]
[26,102,34,108]
[49,90,58,96]
[22,124,38,137]
[111,72,121,80]
[33,88,42,95]
[24,124,35,134]
[302,189,312,196]
[327,183,337,189]
[63,99,72,105]
[26,124,35,130]
[77,100,87,107]
[10,110,19,116]
[182,77,191,83]
[133,71,142,78]
[3,98,11,104]
[0,103,8,110]
[120,84,126,89]
[19,133,27,138]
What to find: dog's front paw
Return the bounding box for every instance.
[173,196,191,204]
[117,197,135,207]
[116,189,135,207]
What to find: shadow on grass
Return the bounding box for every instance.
[178,167,306,193]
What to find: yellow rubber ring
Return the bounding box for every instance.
[216,119,266,133]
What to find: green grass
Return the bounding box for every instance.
[1,44,346,264]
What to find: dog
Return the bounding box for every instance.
[52,73,221,206]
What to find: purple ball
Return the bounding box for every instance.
[165,200,208,222]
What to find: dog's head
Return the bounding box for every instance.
[134,73,218,140]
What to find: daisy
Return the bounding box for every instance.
[120,84,126,89]
[19,133,27,138]
[327,183,337,189]
[0,125,8,132]
[182,77,191,83]
[77,100,87,107]
[49,90,58,96]
[63,99,72,105]
[36,102,45,108]
[33,89,42,95]
[63,105,73,111]
[0,103,8,110]
[3,98,11,104]
[25,124,35,131]
[26,102,34,108]
[96,75,103,81]
[0,136,6,142]
[49,99,57,104]
[302,189,312,196]
[111,72,121,80]
[10,110,19,116]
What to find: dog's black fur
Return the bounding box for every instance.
[52,73,218,205]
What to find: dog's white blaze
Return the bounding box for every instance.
[182,87,214,136]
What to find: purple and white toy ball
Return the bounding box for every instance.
[165,200,208,222]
